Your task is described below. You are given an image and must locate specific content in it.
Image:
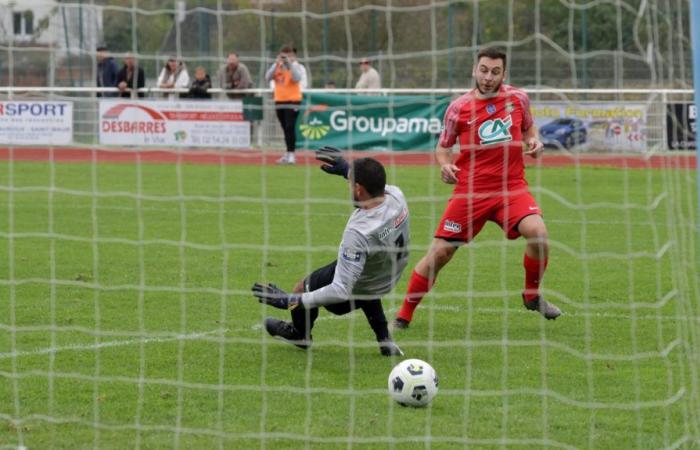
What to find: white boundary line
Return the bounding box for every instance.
[0,328,228,361]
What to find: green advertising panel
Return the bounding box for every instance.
[296,93,451,151]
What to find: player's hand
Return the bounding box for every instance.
[315,146,350,179]
[252,282,301,310]
[524,138,544,158]
[440,163,460,184]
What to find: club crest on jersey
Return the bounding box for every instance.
[443,220,462,233]
[505,102,514,113]
[486,104,496,114]
[341,248,362,262]
[478,114,513,145]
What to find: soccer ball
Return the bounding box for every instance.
[387,358,438,407]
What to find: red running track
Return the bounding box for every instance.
[0,147,696,169]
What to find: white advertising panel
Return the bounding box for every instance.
[99,100,250,148]
[0,101,73,145]
[531,103,647,152]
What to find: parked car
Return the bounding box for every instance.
[539,118,587,149]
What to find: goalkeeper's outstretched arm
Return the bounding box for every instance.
[315,146,349,178]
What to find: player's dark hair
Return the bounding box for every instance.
[477,47,507,70]
[279,44,294,54]
[351,158,386,198]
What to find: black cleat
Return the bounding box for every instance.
[523,295,562,320]
[391,318,410,330]
[379,338,404,356]
[263,317,311,349]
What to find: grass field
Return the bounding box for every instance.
[1,159,699,449]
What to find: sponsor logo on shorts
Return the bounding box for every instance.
[443,220,462,233]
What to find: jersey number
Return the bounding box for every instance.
[394,235,406,261]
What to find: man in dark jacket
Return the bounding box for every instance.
[116,53,145,98]
[96,46,119,97]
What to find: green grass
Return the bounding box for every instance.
[1,160,699,449]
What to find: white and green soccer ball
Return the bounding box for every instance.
[387,358,438,407]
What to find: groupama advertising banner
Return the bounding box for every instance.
[296,93,450,151]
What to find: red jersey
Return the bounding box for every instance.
[439,84,533,193]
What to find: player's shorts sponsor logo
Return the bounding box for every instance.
[443,220,462,233]
[341,247,362,262]
[479,114,513,145]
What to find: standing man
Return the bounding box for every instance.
[393,47,561,329]
[218,52,253,99]
[355,58,381,92]
[253,148,408,356]
[291,47,309,90]
[116,53,145,98]
[265,45,303,165]
[96,46,119,97]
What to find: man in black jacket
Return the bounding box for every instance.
[96,46,119,97]
[116,53,145,98]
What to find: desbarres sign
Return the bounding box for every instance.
[99,100,250,148]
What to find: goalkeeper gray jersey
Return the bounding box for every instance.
[301,185,410,308]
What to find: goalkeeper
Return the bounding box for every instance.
[252,148,409,356]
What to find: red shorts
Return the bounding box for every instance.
[435,188,542,242]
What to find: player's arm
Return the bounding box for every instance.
[518,91,543,158]
[252,230,367,310]
[523,125,544,158]
[436,101,461,184]
[315,146,350,178]
[436,143,459,184]
[301,230,367,308]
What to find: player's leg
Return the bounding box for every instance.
[263,262,335,349]
[496,190,561,320]
[393,238,460,329]
[394,193,487,328]
[517,214,560,319]
[358,300,404,356]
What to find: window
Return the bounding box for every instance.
[12,11,34,36]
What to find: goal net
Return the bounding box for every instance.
[0,1,698,449]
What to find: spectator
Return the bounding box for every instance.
[157,57,190,100]
[96,46,119,97]
[291,47,309,90]
[189,66,212,99]
[355,58,381,92]
[325,80,336,89]
[218,52,253,99]
[265,45,303,165]
[116,53,145,98]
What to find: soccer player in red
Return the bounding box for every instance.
[393,47,561,329]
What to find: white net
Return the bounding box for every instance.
[0,1,699,449]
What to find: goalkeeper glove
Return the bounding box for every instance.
[251,282,302,310]
[315,146,349,179]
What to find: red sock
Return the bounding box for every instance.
[396,270,436,322]
[523,254,548,302]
